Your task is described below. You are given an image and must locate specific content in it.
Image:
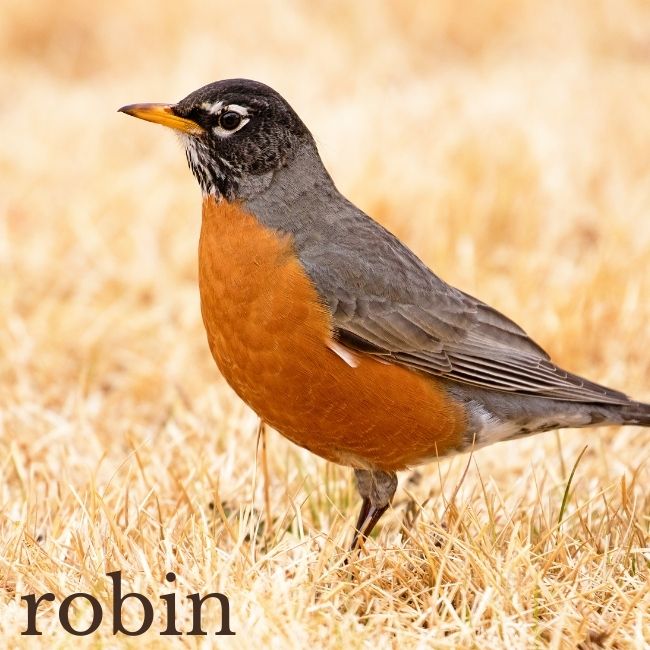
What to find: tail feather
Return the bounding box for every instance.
[618,400,650,427]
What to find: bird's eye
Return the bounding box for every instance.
[219,111,242,131]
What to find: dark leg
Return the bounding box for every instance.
[350,469,398,550]
[352,495,372,539]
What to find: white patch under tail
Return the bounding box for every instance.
[469,402,592,448]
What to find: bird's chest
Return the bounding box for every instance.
[197,198,467,470]
[198,197,333,412]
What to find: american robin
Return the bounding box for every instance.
[119,79,650,550]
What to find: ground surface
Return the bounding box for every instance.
[1,1,650,647]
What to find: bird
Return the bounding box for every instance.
[119,79,650,550]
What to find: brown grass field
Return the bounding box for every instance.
[2,0,650,647]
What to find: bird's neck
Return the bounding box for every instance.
[241,145,343,239]
[189,138,337,209]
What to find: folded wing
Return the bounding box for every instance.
[301,214,629,406]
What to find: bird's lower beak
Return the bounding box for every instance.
[118,103,203,134]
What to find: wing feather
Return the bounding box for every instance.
[300,208,629,406]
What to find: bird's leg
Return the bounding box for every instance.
[350,469,398,550]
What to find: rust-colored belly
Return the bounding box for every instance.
[198,197,466,470]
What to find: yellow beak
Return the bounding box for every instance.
[118,103,204,134]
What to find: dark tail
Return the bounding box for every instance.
[617,400,650,427]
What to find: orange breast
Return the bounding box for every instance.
[198,197,466,470]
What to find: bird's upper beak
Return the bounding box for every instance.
[118,103,204,135]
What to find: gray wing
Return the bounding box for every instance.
[299,212,629,405]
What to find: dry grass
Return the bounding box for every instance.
[2,0,650,647]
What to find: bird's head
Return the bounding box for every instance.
[119,79,314,200]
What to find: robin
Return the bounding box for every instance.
[119,79,650,550]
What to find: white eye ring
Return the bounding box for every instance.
[200,102,250,137]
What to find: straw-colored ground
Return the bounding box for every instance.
[2,1,650,647]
